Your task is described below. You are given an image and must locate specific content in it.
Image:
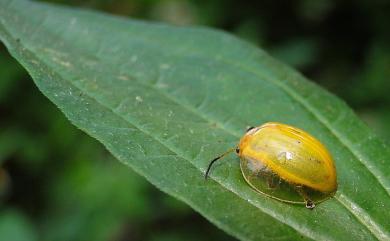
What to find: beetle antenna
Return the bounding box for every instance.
[205,148,236,180]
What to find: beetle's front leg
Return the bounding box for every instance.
[295,186,315,209]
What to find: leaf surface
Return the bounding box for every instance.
[0,1,389,240]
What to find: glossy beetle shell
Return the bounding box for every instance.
[239,122,337,197]
[205,122,338,207]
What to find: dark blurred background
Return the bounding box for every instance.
[0,0,389,240]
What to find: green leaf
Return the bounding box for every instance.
[1,0,389,240]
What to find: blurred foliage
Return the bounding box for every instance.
[0,0,389,240]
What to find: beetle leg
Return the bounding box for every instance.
[295,186,315,209]
[252,166,279,190]
[247,169,268,184]
[266,176,275,189]
[266,175,280,190]
[253,166,268,177]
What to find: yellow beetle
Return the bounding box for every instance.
[205,122,337,209]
